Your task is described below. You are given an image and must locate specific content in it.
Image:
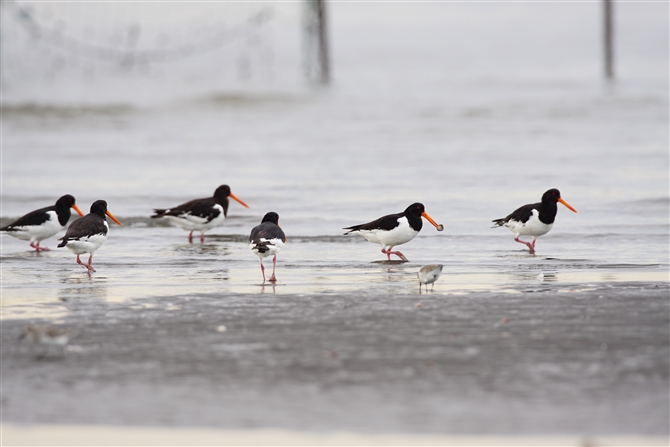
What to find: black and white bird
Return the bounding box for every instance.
[58,200,122,273]
[249,212,286,283]
[151,185,249,243]
[492,188,577,254]
[418,264,443,292]
[344,203,444,261]
[0,195,85,251]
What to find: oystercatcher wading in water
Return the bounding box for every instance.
[58,200,122,273]
[492,188,577,254]
[249,212,286,283]
[344,203,444,261]
[1,195,84,251]
[151,185,249,243]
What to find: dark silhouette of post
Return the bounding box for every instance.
[603,0,614,79]
[316,0,330,84]
[304,0,330,84]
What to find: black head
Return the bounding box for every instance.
[261,212,279,225]
[214,185,232,200]
[541,189,562,203]
[89,200,109,217]
[404,202,426,217]
[55,194,77,209]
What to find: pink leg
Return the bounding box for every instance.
[383,246,408,261]
[76,254,95,272]
[269,255,278,282]
[260,260,266,283]
[188,231,193,243]
[388,250,408,261]
[86,255,96,272]
[514,237,535,254]
[30,242,50,252]
[200,233,205,243]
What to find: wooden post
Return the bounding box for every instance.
[316,0,330,84]
[304,0,330,84]
[603,0,614,79]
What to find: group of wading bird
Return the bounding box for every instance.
[1,185,577,287]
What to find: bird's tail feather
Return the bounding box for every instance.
[252,241,271,254]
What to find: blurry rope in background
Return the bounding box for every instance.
[9,1,274,67]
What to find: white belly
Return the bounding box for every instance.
[504,210,553,237]
[356,217,419,248]
[163,207,225,232]
[64,233,107,255]
[250,238,284,259]
[5,211,63,242]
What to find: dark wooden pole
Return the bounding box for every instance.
[603,0,614,79]
[316,0,330,84]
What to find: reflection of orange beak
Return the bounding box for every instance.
[71,204,85,217]
[106,210,122,226]
[421,211,441,229]
[230,193,249,208]
[558,198,577,213]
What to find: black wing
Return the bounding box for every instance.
[1,205,55,231]
[58,215,107,246]
[249,222,286,243]
[343,212,403,234]
[152,197,222,222]
[492,202,538,227]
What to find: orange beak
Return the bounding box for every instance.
[71,204,85,217]
[421,211,441,229]
[230,193,250,208]
[106,210,122,226]
[558,198,577,213]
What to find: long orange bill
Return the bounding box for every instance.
[230,193,250,208]
[421,211,441,229]
[106,210,123,226]
[558,198,577,213]
[71,204,85,217]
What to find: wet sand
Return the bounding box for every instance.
[2,424,668,446]
[2,285,668,441]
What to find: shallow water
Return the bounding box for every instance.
[2,83,668,319]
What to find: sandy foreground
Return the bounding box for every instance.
[2,424,668,447]
[3,287,668,445]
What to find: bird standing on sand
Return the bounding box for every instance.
[492,188,577,254]
[249,212,286,283]
[418,264,443,292]
[18,325,76,358]
[344,203,444,261]
[58,200,122,273]
[0,195,85,251]
[151,185,249,243]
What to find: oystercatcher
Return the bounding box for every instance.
[344,203,444,261]
[249,212,286,283]
[58,200,122,273]
[151,185,249,243]
[0,194,84,251]
[418,264,443,292]
[492,188,577,254]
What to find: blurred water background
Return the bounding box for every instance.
[1,0,668,439]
